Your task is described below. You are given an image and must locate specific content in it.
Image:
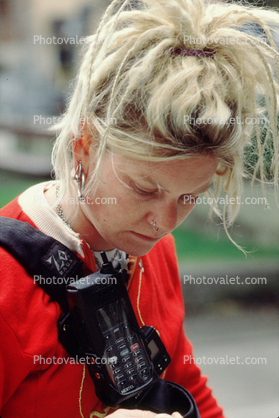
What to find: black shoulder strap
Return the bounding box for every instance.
[0,217,83,312]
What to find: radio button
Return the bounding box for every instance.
[110,361,120,369]
[127,334,136,342]
[124,362,133,369]
[118,344,128,351]
[120,348,130,357]
[138,362,146,368]
[117,380,127,387]
[130,343,140,351]
[122,355,131,363]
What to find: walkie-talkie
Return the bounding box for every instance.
[66,252,171,407]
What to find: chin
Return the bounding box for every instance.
[119,242,157,258]
[128,249,151,257]
[105,233,162,257]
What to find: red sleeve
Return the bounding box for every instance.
[0,308,35,407]
[0,196,37,226]
[129,234,226,418]
[0,248,40,409]
[0,246,103,417]
[0,247,60,410]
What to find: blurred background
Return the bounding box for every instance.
[0,0,278,417]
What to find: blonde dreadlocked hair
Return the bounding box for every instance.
[52,0,279,229]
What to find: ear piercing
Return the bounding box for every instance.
[73,161,85,201]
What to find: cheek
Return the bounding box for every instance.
[83,194,132,228]
[111,188,147,219]
[86,177,148,227]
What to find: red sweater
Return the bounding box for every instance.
[0,195,225,418]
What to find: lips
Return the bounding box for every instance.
[131,231,162,242]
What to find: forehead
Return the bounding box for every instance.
[110,153,218,193]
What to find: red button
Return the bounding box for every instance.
[130,343,139,351]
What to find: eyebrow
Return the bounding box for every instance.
[138,175,213,195]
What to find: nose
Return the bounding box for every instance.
[148,198,196,234]
[149,200,178,234]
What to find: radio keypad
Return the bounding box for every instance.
[105,329,151,393]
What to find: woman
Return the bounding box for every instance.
[0,0,278,417]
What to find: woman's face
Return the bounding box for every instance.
[77,153,218,256]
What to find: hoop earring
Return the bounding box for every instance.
[73,161,85,202]
[151,221,159,232]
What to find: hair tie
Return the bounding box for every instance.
[170,48,216,58]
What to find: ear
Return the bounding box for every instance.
[72,121,95,174]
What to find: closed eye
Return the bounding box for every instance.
[134,185,157,196]
[131,181,158,196]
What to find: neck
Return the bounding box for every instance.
[44,184,114,252]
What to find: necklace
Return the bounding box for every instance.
[56,185,73,231]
